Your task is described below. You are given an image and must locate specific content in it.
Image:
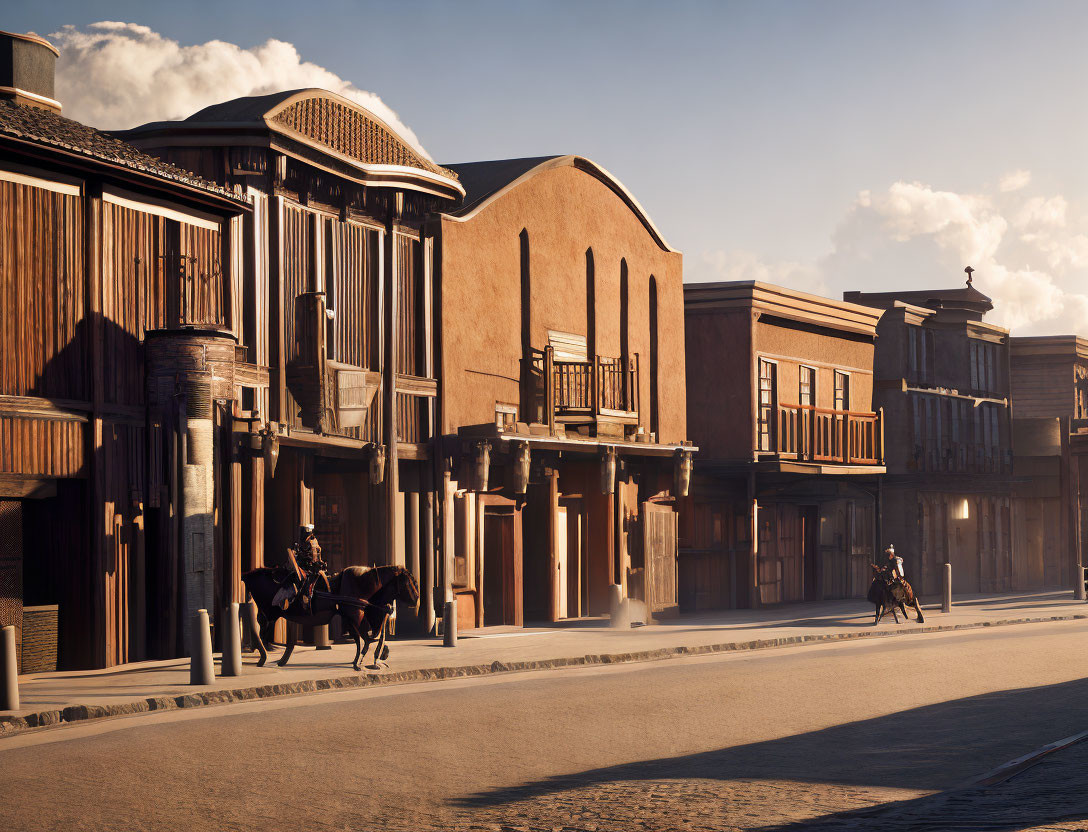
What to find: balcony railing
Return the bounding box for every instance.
[769,404,883,465]
[527,346,639,430]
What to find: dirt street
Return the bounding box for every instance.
[1,620,1086,831]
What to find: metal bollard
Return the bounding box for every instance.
[1,625,18,711]
[1076,565,1087,602]
[608,584,626,629]
[443,600,458,647]
[190,609,215,685]
[313,624,332,650]
[942,563,952,613]
[220,603,242,677]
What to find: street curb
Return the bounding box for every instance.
[2,612,1084,738]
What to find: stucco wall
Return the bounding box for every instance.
[685,307,753,461]
[438,162,686,443]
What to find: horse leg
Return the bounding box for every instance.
[344,617,364,671]
[914,599,926,624]
[891,606,901,624]
[374,616,390,668]
[874,604,881,625]
[277,623,297,667]
[250,611,269,667]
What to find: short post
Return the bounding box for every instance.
[242,600,261,652]
[313,624,332,650]
[1076,565,1087,602]
[1,625,19,711]
[942,563,952,613]
[190,609,214,685]
[443,599,458,647]
[609,584,626,629]
[220,603,242,677]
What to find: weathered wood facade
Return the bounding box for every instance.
[121,89,464,640]
[1007,336,1086,589]
[0,30,249,669]
[682,282,885,609]
[845,281,1015,595]
[434,156,693,627]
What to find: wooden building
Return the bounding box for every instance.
[844,279,1015,595]
[432,156,694,628]
[1007,335,1085,588]
[682,282,885,609]
[120,89,466,640]
[0,31,249,669]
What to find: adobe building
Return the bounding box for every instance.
[1007,335,1085,588]
[683,282,885,610]
[0,30,248,669]
[119,89,466,640]
[845,277,1015,595]
[432,156,694,628]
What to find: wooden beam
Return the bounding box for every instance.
[0,475,57,499]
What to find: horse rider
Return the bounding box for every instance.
[882,543,906,585]
[273,524,330,612]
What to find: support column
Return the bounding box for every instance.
[475,495,485,628]
[422,486,436,634]
[407,491,421,579]
[748,470,759,609]
[546,468,560,622]
[442,466,454,605]
[382,219,399,565]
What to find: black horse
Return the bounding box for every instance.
[867,564,925,625]
[242,565,420,671]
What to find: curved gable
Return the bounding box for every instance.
[266,91,456,181]
[444,155,674,252]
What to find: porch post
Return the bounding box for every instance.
[546,468,560,622]
[748,470,759,608]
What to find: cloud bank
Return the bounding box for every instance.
[49,22,433,160]
[690,174,1088,336]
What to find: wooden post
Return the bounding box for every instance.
[942,563,952,613]
[615,479,626,597]
[407,491,421,582]
[383,220,399,566]
[1,626,18,710]
[475,495,485,628]
[189,609,214,685]
[442,466,454,605]
[220,603,242,676]
[422,487,436,633]
[544,345,555,433]
[546,468,560,622]
[249,453,264,570]
[748,470,759,609]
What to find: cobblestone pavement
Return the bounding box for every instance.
[442,740,1088,832]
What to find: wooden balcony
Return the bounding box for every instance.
[527,346,639,432]
[768,404,883,466]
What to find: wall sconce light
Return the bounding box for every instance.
[956,497,970,520]
[370,445,386,485]
[674,449,693,498]
[262,428,280,479]
[512,442,531,494]
[474,441,491,492]
[600,447,617,495]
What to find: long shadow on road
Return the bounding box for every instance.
[455,677,1088,828]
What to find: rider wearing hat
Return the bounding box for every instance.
[273,523,329,611]
[883,543,905,582]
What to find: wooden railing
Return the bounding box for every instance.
[528,347,639,428]
[771,404,883,465]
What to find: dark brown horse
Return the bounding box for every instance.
[242,565,420,671]
[867,565,925,625]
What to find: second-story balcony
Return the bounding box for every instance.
[526,346,640,436]
[764,404,884,466]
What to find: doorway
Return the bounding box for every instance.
[801,505,819,600]
[482,504,522,626]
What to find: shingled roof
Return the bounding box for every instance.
[0,100,244,204]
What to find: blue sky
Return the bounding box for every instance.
[8,1,1088,334]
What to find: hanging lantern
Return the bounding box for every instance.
[512,442,531,495]
[262,428,280,479]
[370,445,386,485]
[674,449,693,498]
[474,441,491,492]
[600,447,617,495]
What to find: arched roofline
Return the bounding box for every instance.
[446,155,675,253]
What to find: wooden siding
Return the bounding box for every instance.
[0,180,86,399]
[1010,355,1073,418]
[0,415,85,476]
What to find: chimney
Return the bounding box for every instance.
[0,30,60,113]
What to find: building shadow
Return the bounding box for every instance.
[452,676,1088,831]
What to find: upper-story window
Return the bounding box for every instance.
[834,371,850,412]
[758,358,778,452]
[799,366,816,408]
[908,325,935,386]
[969,340,1000,397]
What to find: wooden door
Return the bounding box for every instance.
[556,506,568,619]
[801,505,819,601]
[562,500,585,618]
[483,506,522,626]
[643,504,678,617]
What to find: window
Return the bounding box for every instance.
[495,402,517,431]
[834,371,850,412]
[799,366,816,407]
[758,359,778,452]
[908,326,934,385]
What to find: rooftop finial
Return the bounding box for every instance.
[964,265,975,286]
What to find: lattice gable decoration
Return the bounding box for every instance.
[268,95,457,181]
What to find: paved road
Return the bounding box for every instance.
[1,620,1087,831]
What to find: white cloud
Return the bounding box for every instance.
[999,169,1032,192]
[49,22,433,160]
[692,177,1088,337]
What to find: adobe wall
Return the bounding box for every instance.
[438,163,686,443]
[684,306,753,461]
